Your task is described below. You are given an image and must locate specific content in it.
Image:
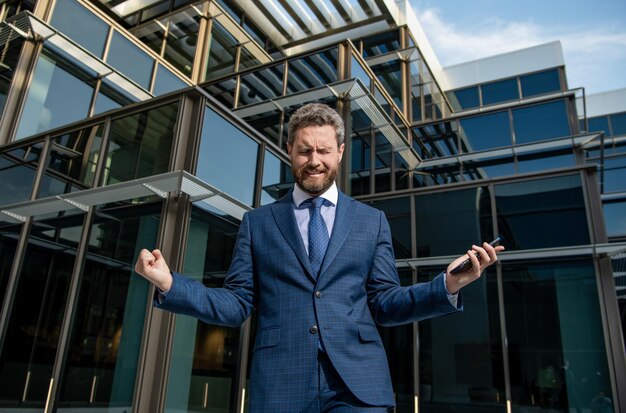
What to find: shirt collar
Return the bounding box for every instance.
[292,182,338,208]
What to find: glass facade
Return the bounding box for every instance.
[0,1,623,413]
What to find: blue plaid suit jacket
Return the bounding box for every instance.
[156,189,462,412]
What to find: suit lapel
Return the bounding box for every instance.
[271,190,316,281]
[318,191,355,279]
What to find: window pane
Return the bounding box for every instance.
[107,31,154,90]
[609,112,626,136]
[447,86,480,111]
[286,49,338,94]
[57,202,161,408]
[153,64,188,96]
[462,156,516,180]
[361,29,401,57]
[206,20,237,80]
[261,150,292,205]
[482,78,519,105]
[0,223,21,313]
[239,46,261,71]
[369,197,412,259]
[415,187,492,257]
[516,150,575,174]
[93,79,137,115]
[197,107,259,206]
[104,102,178,184]
[503,260,613,413]
[0,143,42,206]
[418,266,505,412]
[16,50,94,140]
[351,56,371,89]
[414,121,461,157]
[164,12,200,77]
[245,110,282,147]
[165,205,240,412]
[50,0,108,58]
[603,156,626,193]
[604,200,626,239]
[588,116,610,134]
[520,69,561,97]
[0,37,25,117]
[0,213,85,405]
[370,59,403,111]
[495,174,589,249]
[460,111,511,152]
[238,64,284,107]
[513,100,571,144]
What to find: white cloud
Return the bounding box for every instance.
[416,8,626,93]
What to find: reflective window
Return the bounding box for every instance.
[371,59,403,111]
[104,102,179,184]
[350,132,371,197]
[418,266,505,412]
[153,64,188,96]
[0,143,42,206]
[460,111,511,152]
[38,125,104,198]
[239,46,262,71]
[197,107,259,206]
[244,110,282,147]
[463,156,516,180]
[603,156,626,193]
[610,112,626,136]
[414,121,461,157]
[482,78,519,105]
[0,213,85,406]
[375,132,392,193]
[588,116,610,134]
[495,174,589,249]
[50,0,109,58]
[107,31,154,90]
[286,49,338,94]
[16,49,95,140]
[134,20,164,55]
[520,69,561,97]
[204,78,237,109]
[447,86,480,111]
[415,187,492,257]
[604,200,626,239]
[238,64,284,107]
[513,100,571,144]
[361,29,401,57]
[261,150,292,205]
[503,259,613,413]
[93,79,137,115]
[0,37,23,117]
[164,12,200,77]
[206,20,238,80]
[350,56,371,88]
[57,202,161,409]
[0,223,21,311]
[369,197,412,259]
[165,205,240,413]
[516,150,575,174]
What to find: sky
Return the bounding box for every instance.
[409,0,626,94]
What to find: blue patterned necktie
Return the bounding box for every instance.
[305,197,329,277]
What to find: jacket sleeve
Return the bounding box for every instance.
[366,210,462,327]
[154,212,256,327]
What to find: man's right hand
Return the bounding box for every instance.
[135,249,173,292]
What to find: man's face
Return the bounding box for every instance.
[287,124,345,196]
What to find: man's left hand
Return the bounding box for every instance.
[446,242,505,294]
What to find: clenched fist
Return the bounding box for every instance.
[135,249,173,292]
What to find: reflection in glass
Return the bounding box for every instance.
[414,121,460,158]
[513,100,571,145]
[603,200,626,239]
[50,0,109,58]
[0,213,85,407]
[415,187,492,257]
[361,29,401,57]
[206,20,238,80]
[244,110,282,147]
[238,64,284,107]
[503,260,613,413]
[165,205,240,413]
[603,156,626,193]
[463,156,516,180]
[107,31,154,90]
[375,132,392,193]
[204,78,238,109]
[516,150,574,174]
[238,46,261,71]
[460,111,511,152]
[286,49,338,94]
[588,116,610,134]
[197,107,259,206]
[350,56,371,88]
[495,174,589,250]
[57,202,160,409]
[418,266,505,412]
[371,59,403,111]
[104,102,178,184]
[0,143,41,206]
[0,223,20,313]
[164,11,200,77]
[609,112,626,136]
[38,125,104,198]
[447,86,480,111]
[153,64,188,96]
[261,150,293,205]
[481,78,519,106]
[369,197,411,259]
[0,37,24,117]
[93,79,136,115]
[520,69,561,97]
[16,49,95,140]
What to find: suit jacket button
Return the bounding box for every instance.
[315,291,322,298]
[310,325,318,334]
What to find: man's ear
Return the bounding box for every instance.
[337,143,345,162]
[287,142,292,155]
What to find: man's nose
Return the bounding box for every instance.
[308,151,320,166]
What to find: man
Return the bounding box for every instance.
[135,103,504,412]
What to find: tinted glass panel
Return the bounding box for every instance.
[50,0,108,58]
[371,59,403,111]
[588,116,610,134]
[16,50,94,140]
[165,205,240,412]
[418,266,505,412]
[197,107,259,206]
[239,46,261,71]
[261,151,292,205]
[463,156,516,180]
[0,143,41,206]
[603,156,626,193]
[286,49,338,94]
[164,12,200,77]
[244,110,282,147]
[57,203,160,408]
[361,30,401,57]
[503,260,613,413]
[609,112,626,136]
[447,86,479,111]
[482,78,519,105]
[516,151,574,174]
[104,102,178,184]
[153,64,188,95]
[93,79,136,115]
[350,56,371,88]
[460,111,511,152]
[206,20,237,80]
[0,223,20,313]
[415,187,492,257]
[520,69,561,97]
[513,100,571,144]
[0,37,24,117]
[369,197,411,259]
[414,121,460,157]
[238,64,284,107]
[604,200,626,239]
[495,175,589,249]
[0,213,84,406]
[107,31,154,89]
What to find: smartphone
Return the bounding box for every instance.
[449,237,501,275]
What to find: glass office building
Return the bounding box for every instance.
[0,1,624,412]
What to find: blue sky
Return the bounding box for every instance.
[409,0,626,94]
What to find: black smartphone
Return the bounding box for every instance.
[449,236,501,275]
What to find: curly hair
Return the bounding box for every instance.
[287,103,345,147]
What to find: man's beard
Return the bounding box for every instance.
[292,166,337,195]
